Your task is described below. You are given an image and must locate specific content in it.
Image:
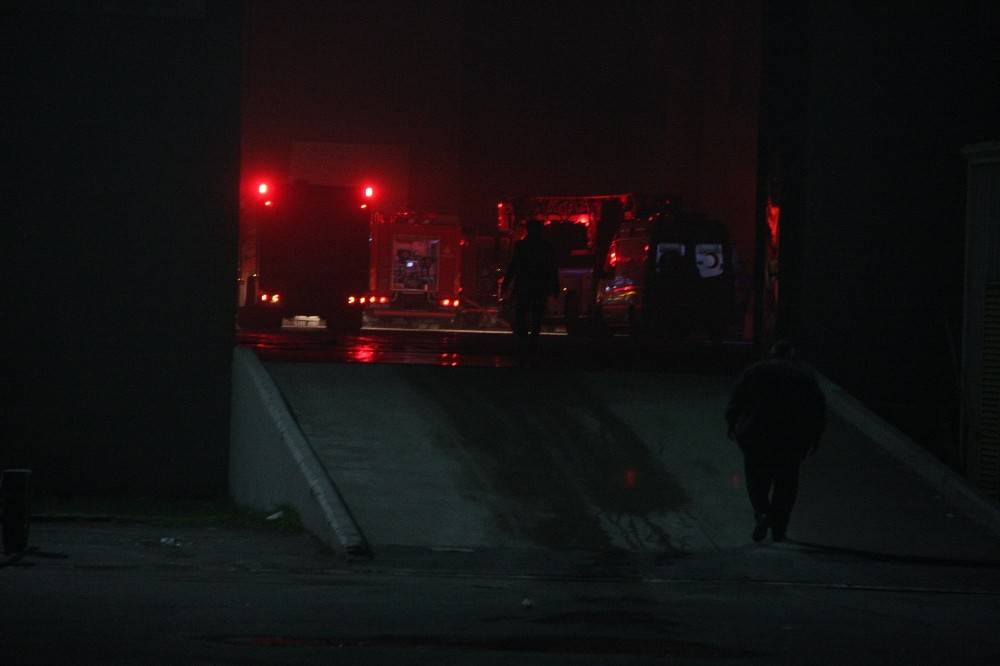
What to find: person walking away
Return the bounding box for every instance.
[501,219,560,358]
[725,340,827,542]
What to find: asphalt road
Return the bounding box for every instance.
[4,520,1000,665]
[7,328,996,663]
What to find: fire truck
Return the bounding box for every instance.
[237,180,371,330]
[496,193,642,330]
[497,193,734,339]
[354,210,466,326]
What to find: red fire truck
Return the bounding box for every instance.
[237,180,371,330]
[495,193,638,330]
[354,210,465,326]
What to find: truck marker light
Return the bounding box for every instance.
[347,296,356,304]
[271,294,280,303]
[379,296,388,304]
[452,300,460,307]
[442,299,451,306]
[359,297,366,304]
[260,293,269,302]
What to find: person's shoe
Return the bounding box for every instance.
[752,514,769,542]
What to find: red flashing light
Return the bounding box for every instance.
[364,185,375,199]
[497,202,503,208]
[442,298,451,307]
[257,183,269,195]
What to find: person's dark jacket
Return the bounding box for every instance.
[725,358,827,459]
[502,235,559,298]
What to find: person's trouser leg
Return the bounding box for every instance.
[528,297,545,341]
[514,298,529,339]
[743,454,773,518]
[768,459,801,539]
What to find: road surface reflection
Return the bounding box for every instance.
[237,327,516,367]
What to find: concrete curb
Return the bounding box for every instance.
[818,373,1000,538]
[229,346,370,559]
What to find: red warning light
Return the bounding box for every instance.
[364,185,375,199]
[257,182,269,195]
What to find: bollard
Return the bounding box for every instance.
[2,469,31,555]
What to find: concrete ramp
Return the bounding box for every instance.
[264,363,755,554]
[260,360,1000,563]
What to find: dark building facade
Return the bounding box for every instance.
[759,2,1000,470]
[5,3,242,496]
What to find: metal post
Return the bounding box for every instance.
[2,469,31,555]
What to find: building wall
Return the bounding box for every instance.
[4,2,242,497]
[766,2,1000,465]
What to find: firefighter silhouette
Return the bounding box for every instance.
[501,219,560,355]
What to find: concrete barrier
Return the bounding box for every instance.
[819,374,1000,538]
[229,346,370,558]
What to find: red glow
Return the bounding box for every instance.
[442,298,451,306]
[766,200,781,241]
[360,203,368,209]
[257,183,269,195]
[347,296,356,304]
[364,185,375,198]
[351,344,376,363]
[497,202,503,208]
[452,300,460,307]
[264,200,273,207]
[260,293,268,302]
[270,294,280,303]
[379,296,388,304]
[624,468,638,489]
[609,251,617,267]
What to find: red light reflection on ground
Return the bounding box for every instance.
[624,468,638,489]
[351,345,376,363]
